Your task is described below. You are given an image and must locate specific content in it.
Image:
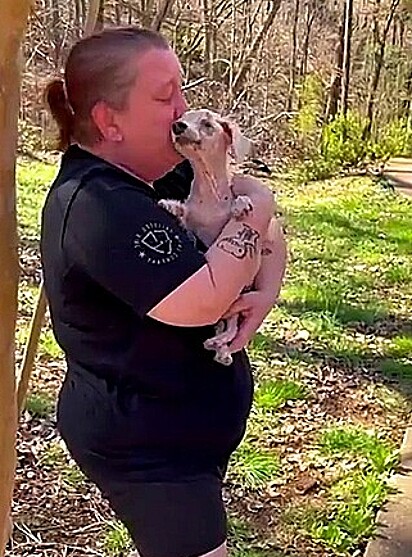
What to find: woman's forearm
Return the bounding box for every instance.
[254,217,287,303]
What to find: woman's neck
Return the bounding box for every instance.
[77,143,154,187]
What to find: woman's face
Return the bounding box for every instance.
[112,47,188,180]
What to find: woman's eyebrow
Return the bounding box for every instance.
[153,79,174,93]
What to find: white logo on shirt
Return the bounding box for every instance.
[133,222,183,265]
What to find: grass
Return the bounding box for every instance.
[17,161,56,240]
[102,521,133,557]
[25,391,55,418]
[254,379,307,410]
[14,160,412,556]
[39,440,86,489]
[319,426,398,474]
[288,426,398,554]
[228,441,280,489]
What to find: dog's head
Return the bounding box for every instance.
[171,109,252,164]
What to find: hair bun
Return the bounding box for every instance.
[45,78,74,151]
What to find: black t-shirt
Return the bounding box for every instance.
[40,145,253,469]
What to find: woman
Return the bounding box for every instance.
[41,26,286,557]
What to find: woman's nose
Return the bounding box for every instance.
[174,91,188,119]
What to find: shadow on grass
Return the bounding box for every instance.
[292,204,412,255]
[280,298,412,335]
[251,284,412,405]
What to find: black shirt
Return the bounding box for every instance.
[40,145,253,472]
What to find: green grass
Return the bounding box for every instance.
[39,440,86,489]
[17,161,56,240]
[16,323,63,361]
[295,426,399,553]
[254,379,307,410]
[228,442,280,489]
[304,472,390,553]
[101,521,133,557]
[319,426,398,474]
[25,391,55,418]
[15,162,412,556]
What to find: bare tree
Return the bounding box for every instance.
[152,0,176,31]
[363,0,402,138]
[341,0,354,115]
[232,0,283,94]
[287,0,301,111]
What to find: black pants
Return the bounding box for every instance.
[57,371,231,557]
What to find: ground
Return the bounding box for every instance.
[6,162,412,557]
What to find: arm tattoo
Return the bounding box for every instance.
[217,224,260,259]
[261,246,273,256]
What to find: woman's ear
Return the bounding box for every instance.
[91,101,124,142]
[219,118,253,163]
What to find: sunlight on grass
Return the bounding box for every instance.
[18,283,41,317]
[17,161,56,239]
[319,426,397,474]
[16,324,63,361]
[102,521,133,557]
[40,441,66,467]
[254,379,306,410]
[289,425,399,554]
[300,472,390,554]
[25,391,55,419]
[228,442,279,489]
[386,335,412,358]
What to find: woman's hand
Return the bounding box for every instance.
[222,290,275,353]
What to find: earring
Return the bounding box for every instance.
[109,127,123,142]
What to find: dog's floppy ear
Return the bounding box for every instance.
[219,118,253,163]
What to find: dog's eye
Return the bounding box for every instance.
[202,120,214,130]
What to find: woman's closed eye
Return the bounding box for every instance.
[156,95,173,103]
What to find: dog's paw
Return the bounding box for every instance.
[214,346,233,366]
[158,199,186,221]
[231,195,254,219]
[204,337,221,351]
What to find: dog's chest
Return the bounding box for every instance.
[185,195,233,247]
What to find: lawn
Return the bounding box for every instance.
[8,161,412,557]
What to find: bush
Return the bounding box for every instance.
[370,118,412,160]
[320,111,368,168]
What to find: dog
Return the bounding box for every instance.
[160,109,258,365]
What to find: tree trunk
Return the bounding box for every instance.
[84,0,102,35]
[0,2,31,554]
[364,0,401,138]
[232,0,283,94]
[152,0,176,31]
[287,0,300,112]
[324,7,345,122]
[202,0,215,79]
[299,0,316,80]
[341,0,354,115]
[51,0,61,69]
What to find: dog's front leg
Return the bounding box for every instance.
[158,199,187,223]
[230,195,254,219]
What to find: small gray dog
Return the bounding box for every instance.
[160,109,256,365]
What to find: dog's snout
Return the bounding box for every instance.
[172,121,188,136]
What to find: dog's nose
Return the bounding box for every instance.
[172,121,188,136]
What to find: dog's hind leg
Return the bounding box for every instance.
[204,315,239,365]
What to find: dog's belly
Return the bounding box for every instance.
[185,200,232,247]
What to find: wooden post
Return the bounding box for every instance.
[0,2,31,555]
